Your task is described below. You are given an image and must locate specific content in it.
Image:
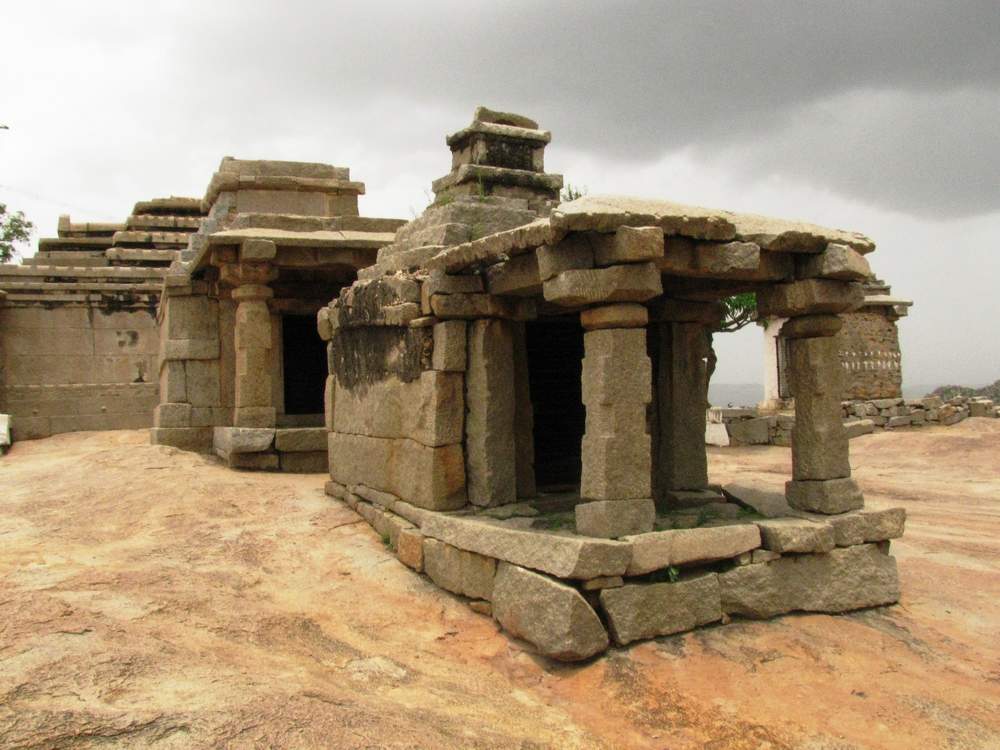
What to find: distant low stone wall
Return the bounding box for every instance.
[707,396,999,447]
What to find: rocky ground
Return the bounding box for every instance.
[1,421,998,749]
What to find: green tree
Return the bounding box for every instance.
[718,292,757,333]
[0,203,33,262]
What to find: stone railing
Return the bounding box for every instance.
[707,395,998,447]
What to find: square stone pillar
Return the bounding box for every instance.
[783,315,863,513]
[233,283,276,428]
[576,304,655,538]
[465,318,517,507]
[654,321,710,495]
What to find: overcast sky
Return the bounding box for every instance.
[3,1,998,391]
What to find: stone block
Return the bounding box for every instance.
[719,544,900,618]
[324,480,347,499]
[581,434,652,500]
[579,303,648,330]
[826,508,906,547]
[333,371,463,448]
[789,337,850,481]
[536,236,594,281]
[228,452,280,471]
[544,262,662,307]
[354,484,399,508]
[159,360,187,403]
[492,563,609,661]
[727,417,772,445]
[420,514,631,579]
[600,573,722,645]
[592,226,664,266]
[423,538,496,600]
[214,426,275,455]
[969,400,994,418]
[575,498,655,538]
[886,415,911,429]
[581,329,651,406]
[324,376,335,431]
[154,402,192,428]
[786,477,864,514]
[624,524,761,575]
[757,279,864,318]
[163,339,220,361]
[422,271,484,297]
[279,451,327,473]
[844,419,875,439]
[780,314,843,339]
[798,243,871,281]
[430,293,534,320]
[485,252,541,296]
[465,319,516,506]
[275,427,328,452]
[432,320,467,371]
[185,359,222,408]
[396,528,424,571]
[756,519,835,553]
[234,406,276,428]
[752,549,781,564]
[150,427,213,452]
[317,307,332,341]
[241,238,277,261]
[328,432,466,511]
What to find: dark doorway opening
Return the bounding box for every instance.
[282,314,327,415]
[525,316,585,489]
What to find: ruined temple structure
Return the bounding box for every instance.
[0,107,908,661]
[320,108,905,660]
[762,276,913,410]
[0,197,204,439]
[149,157,405,471]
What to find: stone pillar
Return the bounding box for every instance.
[233,282,276,428]
[465,318,517,507]
[655,321,710,495]
[783,314,863,514]
[760,316,787,412]
[575,303,655,538]
[511,322,537,499]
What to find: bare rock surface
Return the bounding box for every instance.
[1,424,999,748]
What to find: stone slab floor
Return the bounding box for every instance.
[1,422,998,749]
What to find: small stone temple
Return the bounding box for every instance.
[150,157,405,471]
[321,108,905,660]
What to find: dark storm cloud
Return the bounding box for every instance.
[5,0,1000,219]
[148,0,1000,218]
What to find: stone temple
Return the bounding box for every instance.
[0,107,918,659]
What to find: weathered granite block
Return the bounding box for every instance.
[423,538,496,600]
[786,477,864,514]
[600,573,722,645]
[492,563,609,661]
[624,525,762,575]
[543,262,662,307]
[756,519,835,554]
[575,499,655,538]
[719,544,899,618]
[274,427,328,452]
[420,514,631,579]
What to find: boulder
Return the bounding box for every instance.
[492,563,609,661]
[719,544,900,618]
[600,573,722,645]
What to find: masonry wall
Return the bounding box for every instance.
[835,308,902,400]
[0,304,160,440]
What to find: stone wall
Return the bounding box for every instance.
[707,395,998,447]
[836,309,902,400]
[0,305,160,440]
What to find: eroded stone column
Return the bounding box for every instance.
[655,321,710,494]
[575,303,655,538]
[465,318,517,507]
[783,314,863,513]
[233,282,276,428]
